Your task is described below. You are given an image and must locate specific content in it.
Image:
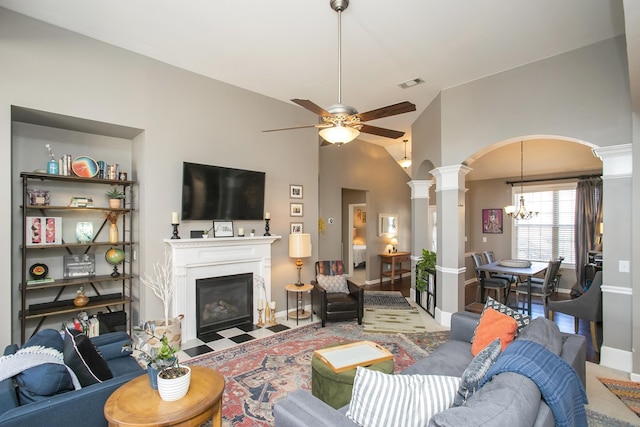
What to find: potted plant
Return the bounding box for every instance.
[125,329,190,399]
[106,188,125,209]
[415,249,436,292]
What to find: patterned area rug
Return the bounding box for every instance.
[187,321,432,427]
[364,290,412,309]
[598,377,640,418]
[363,307,427,334]
[586,409,637,426]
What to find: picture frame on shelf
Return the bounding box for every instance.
[290,203,303,217]
[290,222,303,234]
[27,189,50,206]
[26,216,62,245]
[290,184,303,199]
[63,254,96,279]
[213,220,234,237]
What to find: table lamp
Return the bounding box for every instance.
[289,233,312,286]
[390,237,398,253]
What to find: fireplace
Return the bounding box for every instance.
[196,273,253,341]
[165,236,279,344]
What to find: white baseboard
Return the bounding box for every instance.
[436,308,452,327]
[600,345,633,373]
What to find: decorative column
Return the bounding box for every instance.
[408,180,433,303]
[430,165,471,326]
[592,144,632,372]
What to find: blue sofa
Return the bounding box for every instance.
[0,330,144,427]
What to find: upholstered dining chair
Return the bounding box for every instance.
[529,256,564,296]
[471,253,510,304]
[311,260,364,327]
[483,251,518,288]
[548,271,603,354]
[514,259,562,317]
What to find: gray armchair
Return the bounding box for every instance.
[548,271,602,353]
[311,260,364,327]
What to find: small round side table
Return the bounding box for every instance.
[285,283,314,325]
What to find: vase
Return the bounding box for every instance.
[147,364,160,390]
[109,223,118,243]
[73,293,89,307]
[157,366,191,401]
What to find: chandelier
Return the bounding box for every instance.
[504,141,538,220]
[397,139,412,168]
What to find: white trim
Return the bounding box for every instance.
[407,180,433,199]
[436,307,451,327]
[430,165,472,192]
[592,144,632,177]
[601,285,633,295]
[630,372,640,382]
[436,265,466,275]
[600,345,633,373]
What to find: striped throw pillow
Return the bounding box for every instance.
[346,367,460,427]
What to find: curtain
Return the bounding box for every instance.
[574,177,603,293]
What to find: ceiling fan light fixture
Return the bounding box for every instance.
[319,124,359,145]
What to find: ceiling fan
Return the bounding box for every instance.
[262,0,416,146]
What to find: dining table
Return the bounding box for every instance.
[476,260,548,315]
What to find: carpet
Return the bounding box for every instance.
[598,377,640,418]
[364,290,412,309]
[586,409,638,426]
[186,321,436,427]
[363,307,427,334]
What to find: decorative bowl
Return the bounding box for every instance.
[498,259,531,268]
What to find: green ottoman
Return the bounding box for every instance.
[311,349,394,409]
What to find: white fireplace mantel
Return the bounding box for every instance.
[164,236,281,343]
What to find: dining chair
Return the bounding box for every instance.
[530,256,564,296]
[514,259,562,317]
[548,271,602,354]
[471,253,510,304]
[483,251,518,289]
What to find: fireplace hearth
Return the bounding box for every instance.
[196,273,253,341]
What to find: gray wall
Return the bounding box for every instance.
[412,34,634,369]
[319,140,411,283]
[0,9,320,344]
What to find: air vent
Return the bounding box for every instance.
[398,78,425,89]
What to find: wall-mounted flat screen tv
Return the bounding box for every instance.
[181,162,266,221]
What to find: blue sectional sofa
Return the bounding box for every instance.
[0,330,144,427]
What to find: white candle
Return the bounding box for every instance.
[265,212,270,219]
[269,301,276,310]
[238,227,244,236]
[171,212,179,224]
[258,298,264,309]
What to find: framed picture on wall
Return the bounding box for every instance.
[290,184,303,199]
[290,203,303,217]
[290,222,303,234]
[482,209,503,234]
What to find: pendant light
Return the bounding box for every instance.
[397,139,412,168]
[504,141,538,220]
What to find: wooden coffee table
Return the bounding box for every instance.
[104,366,225,427]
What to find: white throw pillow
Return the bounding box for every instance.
[346,367,461,427]
[316,274,349,293]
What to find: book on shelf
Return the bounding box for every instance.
[69,196,94,207]
[26,277,55,285]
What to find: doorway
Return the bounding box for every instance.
[342,189,367,282]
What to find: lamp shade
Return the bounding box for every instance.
[319,125,359,144]
[390,237,399,246]
[289,233,312,258]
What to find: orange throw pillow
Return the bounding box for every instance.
[471,307,518,356]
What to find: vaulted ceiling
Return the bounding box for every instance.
[0,0,624,173]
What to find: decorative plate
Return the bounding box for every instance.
[71,156,99,178]
[499,259,531,268]
[29,263,49,279]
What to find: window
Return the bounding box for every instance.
[511,183,576,266]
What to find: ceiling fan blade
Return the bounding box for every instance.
[356,101,416,122]
[359,124,405,139]
[291,99,332,117]
[262,124,320,133]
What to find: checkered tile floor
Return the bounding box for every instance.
[175,316,309,362]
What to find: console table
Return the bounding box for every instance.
[379,252,411,286]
